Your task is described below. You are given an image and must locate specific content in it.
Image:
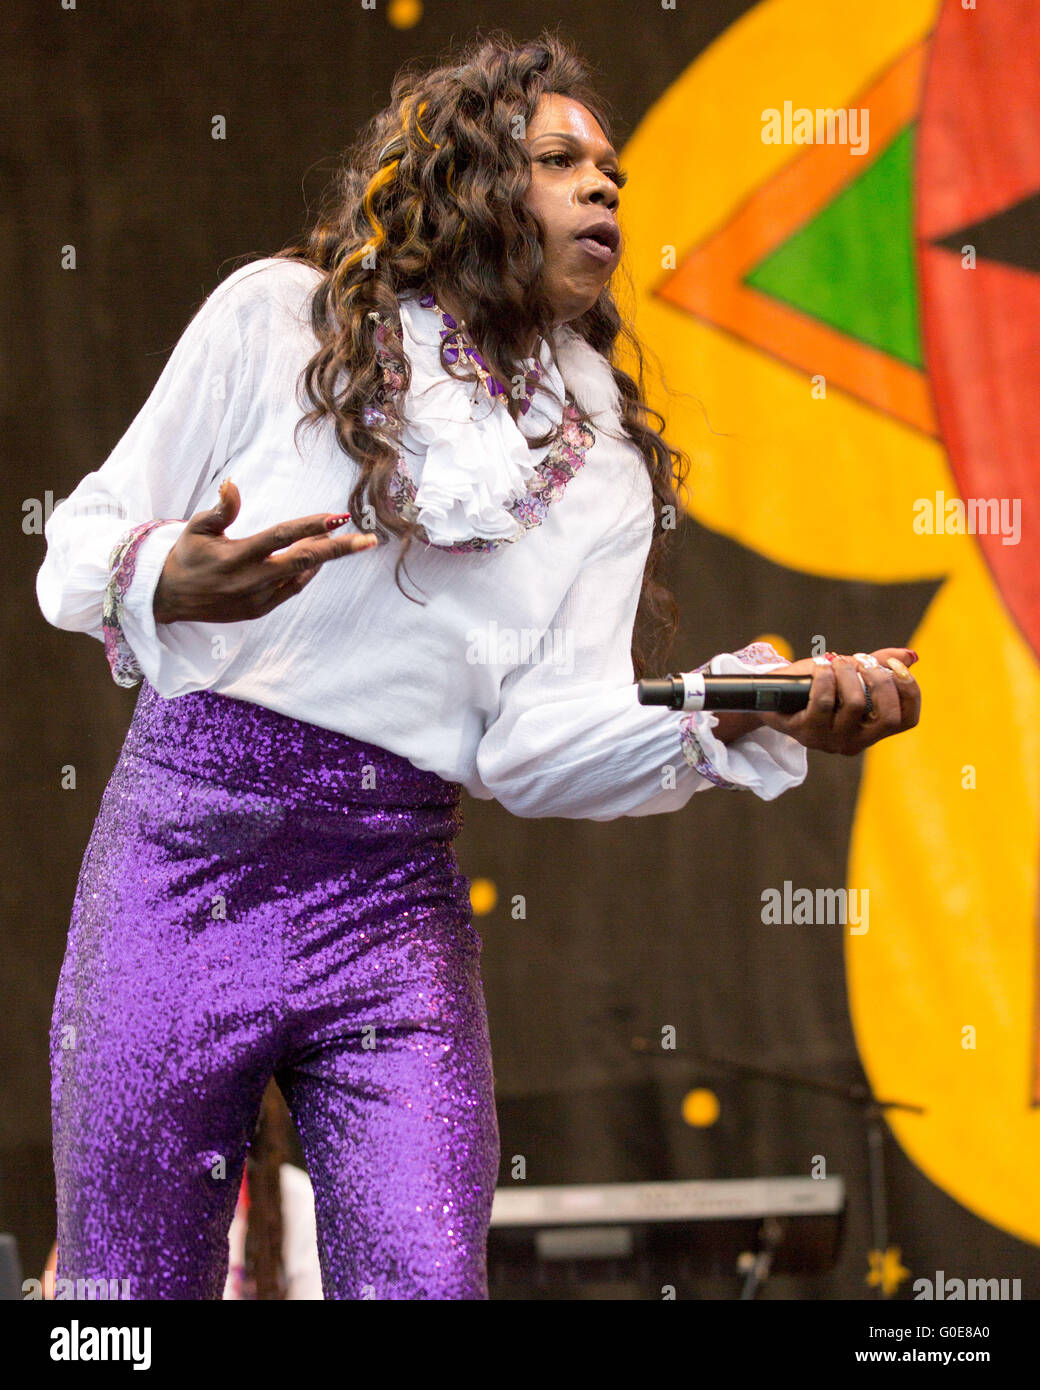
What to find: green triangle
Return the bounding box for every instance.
[744,123,922,367]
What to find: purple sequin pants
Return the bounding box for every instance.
[50,683,500,1300]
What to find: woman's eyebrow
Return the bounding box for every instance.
[529,130,620,162]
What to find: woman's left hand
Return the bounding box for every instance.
[755,647,921,755]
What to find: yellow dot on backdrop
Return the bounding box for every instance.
[753,633,794,662]
[682,1088,720,1127]
[469,878,497,916]
[387,0,422,29]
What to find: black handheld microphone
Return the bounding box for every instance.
[637,672,813,714]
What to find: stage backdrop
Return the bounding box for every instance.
[4,0,1037,1298]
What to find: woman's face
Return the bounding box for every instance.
[522,94,625,325]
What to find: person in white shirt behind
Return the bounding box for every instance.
[224,1083,323,1302]
[36,30,920,1302]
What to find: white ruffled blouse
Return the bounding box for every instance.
[396,294,558,545]
[35,257,807,819]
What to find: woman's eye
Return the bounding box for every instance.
[540,152,627,188]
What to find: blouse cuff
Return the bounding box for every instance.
[677,642,809,800]
[102,520,185,686]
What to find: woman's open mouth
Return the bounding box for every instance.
[573,217,620,266]
[575,235,615,264]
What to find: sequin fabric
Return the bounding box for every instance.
[50,681,500,1300]
[678,642,787,790]
[102,520,179,687]
[363,304,595,553]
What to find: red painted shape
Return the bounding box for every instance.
[916,0,1040,658]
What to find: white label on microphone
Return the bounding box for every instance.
[680,672,706,711]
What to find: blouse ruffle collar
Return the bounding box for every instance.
[395,294,624,548]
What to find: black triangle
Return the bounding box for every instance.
[932,189,1040,274]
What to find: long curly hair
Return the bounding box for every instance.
[273,28,689,679]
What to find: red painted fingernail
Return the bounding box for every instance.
[324,513,351,531]
[908,650,919,663]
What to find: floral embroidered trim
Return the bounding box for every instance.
[678,716,745,790]
[417,292,545,415]
[362,300,595,553]
[728,640,786,667]
[676,642,787,789]
[103,520,175,687]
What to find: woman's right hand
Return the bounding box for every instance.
[152,479,380,624]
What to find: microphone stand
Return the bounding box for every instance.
[631,1039,925,1299]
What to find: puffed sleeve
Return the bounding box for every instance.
[35,267,256,691]
[474,508,808,821]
